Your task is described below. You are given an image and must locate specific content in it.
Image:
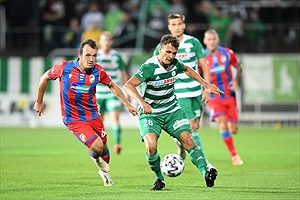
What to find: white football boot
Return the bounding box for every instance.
[98,170,114,186]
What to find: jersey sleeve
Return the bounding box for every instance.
[194,38,206,59]
[98,68,111,85]
[117,53,127,71]
[134,64,153,82]
[228,49,240,67]
[47,61,67,80]
[175,59,185,72]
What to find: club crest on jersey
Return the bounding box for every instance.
[70,83,90,93]
[221,55,227,62]
[89,75,95,83]
[79,134,87,142]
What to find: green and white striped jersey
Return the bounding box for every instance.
[134,56,185,116]
[96,49,126,99]
[154,34,206,98]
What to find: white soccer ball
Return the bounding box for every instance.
[160,153,184,177]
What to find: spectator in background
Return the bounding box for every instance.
[185,0,209,42]
[121,0,140,47]
[122,0,140,26]
[144,0,170,51]
[166,0,187,16]
[246,8,265,52]
[80,1,104,32]
[62,17,82,48]
[4,0,33,48]
[221,0,248,52]
[208,6,232,46]
[147,0,169,32]
[81,20,103,45]
[103,1,127,38]
[40,0,66,52]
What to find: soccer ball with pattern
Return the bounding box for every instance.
[160,153,184,177]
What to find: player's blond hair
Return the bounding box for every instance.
[168,13,185,22]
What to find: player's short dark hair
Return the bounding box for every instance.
[79,39,98,54]
[168,13,185,22]
[160,34,180,49]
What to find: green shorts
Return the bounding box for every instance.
[138,108,191,140]
[97,96,122,114]
[177,95,203,121]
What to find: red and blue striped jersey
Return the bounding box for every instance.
[205,45,240,99]
[47,58,111,123]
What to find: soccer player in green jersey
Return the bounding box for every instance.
[96,31,131,155]
[124,34,223,190]
[154,14,210,160]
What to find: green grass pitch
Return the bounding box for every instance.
[1,127,299,200]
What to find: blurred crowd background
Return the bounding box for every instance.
[0,0,299,56]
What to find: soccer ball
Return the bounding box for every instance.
[160,153,184,177]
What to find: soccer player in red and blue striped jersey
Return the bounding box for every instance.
[203,29,244,166]
[34,39,137,185]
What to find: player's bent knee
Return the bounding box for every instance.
[90,138,104,154]
[179,132,195,150]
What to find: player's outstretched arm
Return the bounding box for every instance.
[34,72,50,116]
[107,81,137,116]
[184,65,223,95]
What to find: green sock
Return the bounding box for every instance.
[112,125,121,145]
[188,146,207,176]
[146,152,164,181]
[192,131,203,149]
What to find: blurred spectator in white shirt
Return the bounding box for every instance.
[80,1,104,31]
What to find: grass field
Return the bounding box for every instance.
[1,127,299,200]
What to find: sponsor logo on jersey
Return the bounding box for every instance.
[176,52,195,59]
[70,83,90,93]
[149,77,176,87]
[176,53,188,59]
[210,66,225,74]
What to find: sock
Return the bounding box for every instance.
[221,131,237,157]
[101,148,110,164]
[146,152,164,181]
[89,149,99,159]
[192,131,203,149]
[188,146,207,176]
[89,149,103,170]
[112,125,121,145]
